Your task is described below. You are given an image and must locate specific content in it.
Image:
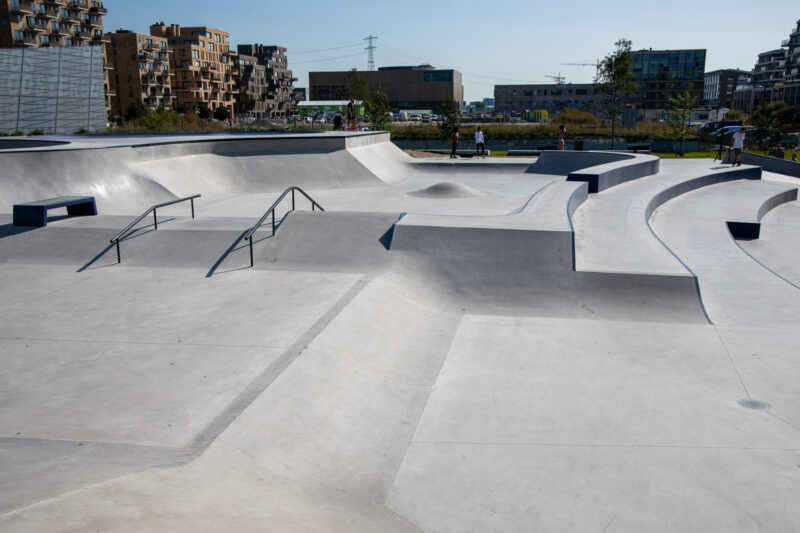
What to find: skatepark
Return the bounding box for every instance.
[1,130,799,531]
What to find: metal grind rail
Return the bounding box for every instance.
[110,194,201,263]
[244,186,324,267]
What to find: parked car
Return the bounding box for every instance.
[782,134,799,149]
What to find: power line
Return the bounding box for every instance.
[291,52,364,65]
[292,42,363,54]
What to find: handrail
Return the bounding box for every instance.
[244,186,324,267]
[109,194,200,263]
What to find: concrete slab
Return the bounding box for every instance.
[2,136,800,531]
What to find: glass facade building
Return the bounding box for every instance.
[631,49,706,110]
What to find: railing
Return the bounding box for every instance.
[244,187,323,267]
[109,194,200,263]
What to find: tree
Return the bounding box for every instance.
[213,106,230,121]
[438,93,460,139]
[365,87,391,130]
[725,110,745,122]
[197,103,212,120]
[125,101,150,122]
[595,38,634,150]
[666,87,697,157]
[345,68,369,101]
[750,102,793,154]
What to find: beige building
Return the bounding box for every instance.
[105,30,174,117]
[0,0,112,108]
[150,23,237,117]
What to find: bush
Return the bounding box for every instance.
[29,129,45,136]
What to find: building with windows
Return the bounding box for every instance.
[494,83,600,115]
[105,30,173,116]
[732,20,800,113]
[149,23,237,117]
[233,53,268,120]
[310,65,463,113]
[0,0,111,109]
[704,69,750,109]
[631,49,706,111]
[237,44,295,120]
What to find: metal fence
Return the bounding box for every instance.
[0,46,106,135]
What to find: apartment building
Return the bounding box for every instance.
[704,69,751,109]
[234,53,268,119]
[733,19,800,112]
[237,44,295,120]
[150,23,237,117]
[105,30,174,116]
[0,0,112,108]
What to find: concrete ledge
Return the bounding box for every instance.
[724,150,800,178]
[566,153,660,193]
[525,151,632,175]
[727,186,798,239]
[645,166,762,219]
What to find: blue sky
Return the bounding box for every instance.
[104,0,799,102]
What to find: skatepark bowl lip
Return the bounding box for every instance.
[2,131,800,532]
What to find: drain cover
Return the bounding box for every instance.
[738,399,770,410]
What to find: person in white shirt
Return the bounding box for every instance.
[730,127,747,166]
[475,127,485,157]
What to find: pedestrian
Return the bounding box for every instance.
[730,126,746,166]
[450,128,459,158]
[333,113,343,131]
[475,127,485,158]
[792,153,798,162]
[776,144,785,159]
[347,99,355,131]
[557,124,566,150]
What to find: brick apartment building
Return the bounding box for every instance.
[237,44,295,120]
[0,0,112,109]
[150,23,237,117]
[234,53,268,119]
[105,30,174,116]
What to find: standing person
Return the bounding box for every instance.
[333,113,343,131]
[450,128,459,158]
[347,99,355,131]
[792,153,798,162]
[730,126,746,166]
[557,124,566,150]
[475,127,486,158]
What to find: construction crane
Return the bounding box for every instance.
[545,73,566,85]
[561,60,601,79]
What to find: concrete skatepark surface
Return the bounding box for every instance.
[1,132,800,532]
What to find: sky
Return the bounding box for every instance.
[103,0,799,102]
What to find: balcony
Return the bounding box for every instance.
[68,0,90,11]
[74,27,91,39]
[28,20,48,32]
[45,0,68,6]
[104,62,114,70]
[13,34,38,47]
[43,9,59,20]
[87,16,101,28]
[89,3,107,15]
[9,0,34,14]
[138,52,154,61]
[65,11,82,23]
[91,33,109,44]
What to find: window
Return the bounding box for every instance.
[192,49,199,59]
[423,71,453,83]
[0,13,7,26]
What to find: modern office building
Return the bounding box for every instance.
[105,30,174,116]
[310,65,463,113]
[631,49,706,110]
[0,46,106,134]
[0,0,112,109]
[704,69,751,109]
[237,44,295,120]
[233,53,268,119]
[494,83,600,115]
[150,23,237,117]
